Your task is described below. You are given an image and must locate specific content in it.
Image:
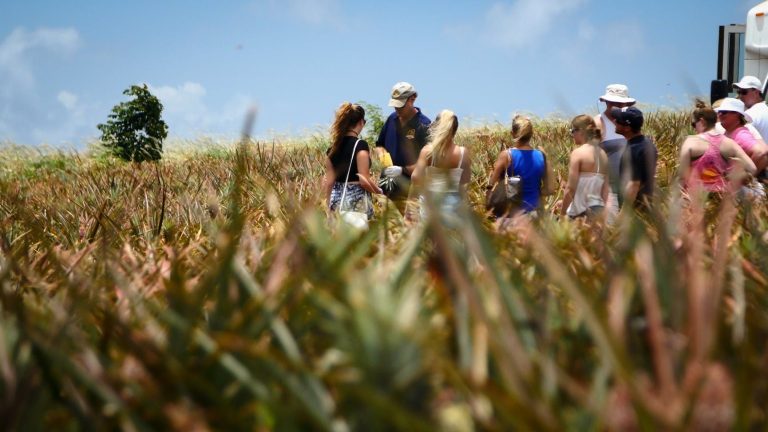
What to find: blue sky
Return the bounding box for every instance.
[0,0,758,147]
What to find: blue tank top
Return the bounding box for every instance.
[506,148,545,212]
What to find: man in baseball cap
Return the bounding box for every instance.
[734,75,768,142]
[611,106,644,131]
[388,82,417,108]
[376,82,431,212]
[612,106,657,210]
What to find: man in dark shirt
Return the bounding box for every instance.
[375,82,431,210]
[613,106,657,210]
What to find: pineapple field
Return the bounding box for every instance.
[1,109,768,431]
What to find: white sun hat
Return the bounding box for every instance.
[733,75,762,91]
[714,97,753,122]
[599,84,636,104]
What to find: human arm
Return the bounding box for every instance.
[541,150,556,196]
[750,140,768,172]
[560,150,580,217]
[624,180,640,204]
[487,149,511,189]
[354,150,383,194]
[600,170,609,204]
[408,145,431,196]
[594,114,605,138]
[323,157,336,206]
[678,137,694,187]
[733,128,767,172]
[722,137,757,175]
[459,147,472,193]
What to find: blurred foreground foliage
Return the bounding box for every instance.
[1,110,768,430]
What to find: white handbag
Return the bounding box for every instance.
[338,139,370,230]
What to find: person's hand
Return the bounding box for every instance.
[358,174,383,194]
[552,199,563,215]
[728,157,752,185]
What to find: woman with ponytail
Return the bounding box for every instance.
[323,102,381,220]
[560,115,609,219]
[486,115,554,217]
[410,110,471,220]
[680,99,755,193]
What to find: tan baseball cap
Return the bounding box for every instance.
[388,82,416,108]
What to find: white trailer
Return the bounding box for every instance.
[715,1,768,99]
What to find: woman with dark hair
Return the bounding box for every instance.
[560,115,609,219]
[681,99,755,193]
[486,115,554,218]
[323,102,381,220]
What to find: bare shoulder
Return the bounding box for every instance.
[593,113,603,129]
[571,145,595,162]
[458,145,471,158]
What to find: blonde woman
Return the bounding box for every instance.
[560,115,609,219]
[486,115,555,217]
[323,103,381,220]
[410,110,471,220]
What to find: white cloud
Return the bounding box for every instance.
[0,27,80,87]
[0,27,82,145]
[57,90,78,111]
[149,82,254,137]
[484,0,588,48]
[150,82,208,126]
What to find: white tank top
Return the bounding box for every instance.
[426,147,464,193]
[566,147,605,217]
[601,112,624,141]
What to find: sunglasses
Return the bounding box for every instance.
[716,111,737,116]
[736,89,751,96]
[569,127,580,134]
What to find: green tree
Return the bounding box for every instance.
[97,84,168,162]
[357,101,385,144]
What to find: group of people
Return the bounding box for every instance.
[323,77,768,228]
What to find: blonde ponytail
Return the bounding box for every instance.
[426,110,458,162]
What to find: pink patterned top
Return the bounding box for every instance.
[687,132,729,193]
